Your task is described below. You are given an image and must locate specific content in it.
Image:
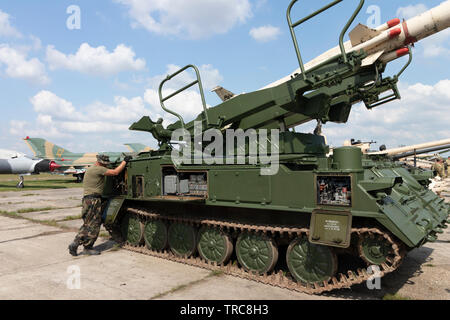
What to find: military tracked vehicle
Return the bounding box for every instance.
[102,0,450,294]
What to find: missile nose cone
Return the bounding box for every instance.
[389,28,402,38]
[387,18,401,28]
[396,47,410,57]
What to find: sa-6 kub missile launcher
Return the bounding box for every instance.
[103,0,450,294]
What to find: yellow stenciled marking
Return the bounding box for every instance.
[56,148,65,158]
[45,141,55,159]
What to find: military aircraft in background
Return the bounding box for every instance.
[124,143,152,153]
[0,149,60,188]
[23,137,150,182]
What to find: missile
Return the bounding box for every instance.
[379,47,410,64]
[263,0,450,89]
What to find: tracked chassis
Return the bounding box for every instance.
[114,206,405,294]
[102,0,450,294]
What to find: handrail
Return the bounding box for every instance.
[158,64,209,128]
[287,0,365,80]
[396,46,413,79]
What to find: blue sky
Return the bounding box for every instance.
[0,0,449,155]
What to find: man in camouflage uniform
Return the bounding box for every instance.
[432,158,447,179]
[446,156,450,177]
[68,154,130,256]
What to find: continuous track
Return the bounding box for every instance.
[120,206,405,294]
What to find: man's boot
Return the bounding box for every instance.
[68,241,79,256]
[82,246,101,255]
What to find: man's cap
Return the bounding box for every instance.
[97,154,111,165]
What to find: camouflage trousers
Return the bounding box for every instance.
[74,197,104,248]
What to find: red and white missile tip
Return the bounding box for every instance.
[49,161,61,172]
[396,47,410,57]
[387,18,401,28]
[389,28,402,38]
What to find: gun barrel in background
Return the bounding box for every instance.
[392,144,450,161]
[370,139,450,156]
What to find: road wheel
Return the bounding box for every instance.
[358,234,394,265]
[121,213,143,246]
[144,219,168,251]
[236,232,278,274]
[168,223,197,257]
[197,226,233,265]
[286,237,337,284]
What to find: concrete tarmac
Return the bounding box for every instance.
[0,182,449,300]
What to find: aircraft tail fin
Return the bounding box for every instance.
[124,143,152,153]
[23,137,73,159]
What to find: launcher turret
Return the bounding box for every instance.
[131,0,450,146]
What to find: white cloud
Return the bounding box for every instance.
[144,64,223,123]
[9,118,68,139]
[30,35,42,51]
[115,0,252,39]
[9,62,224,150]
[144,88,208,124]
[30,90,83,120]
[147,64,223,91]
[316,80,450,149]
[249,25,281,43]
[0,44,49,84]
[88,96,147,123]
[27,90,151,134]
[9,120,28,136]
[46,43,146,76]
[59,121,129,133]
[396,4,427,20]
[0,10,22,38]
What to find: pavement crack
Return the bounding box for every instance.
[149,270,224,300]
[0,230,69,244]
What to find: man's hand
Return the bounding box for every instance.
[124,156,133,163]
[105,160,128,176]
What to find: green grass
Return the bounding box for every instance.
[0,174,81,192]
[0,210,20,218]
[16,207,56,214]
[383,293,411,300]
[62,215,82,221]
[0,210,75,230]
